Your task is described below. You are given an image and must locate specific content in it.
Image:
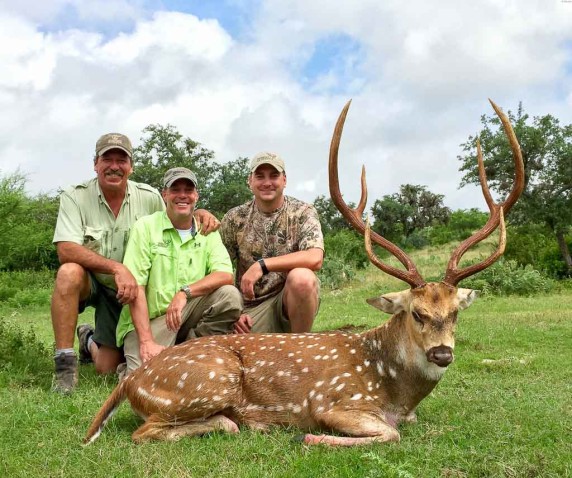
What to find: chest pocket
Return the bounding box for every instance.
[83,227,104,254]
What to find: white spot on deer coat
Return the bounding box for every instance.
[209,371,216,379]
[350,394,363,401]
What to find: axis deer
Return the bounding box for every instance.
[84,99,524,446]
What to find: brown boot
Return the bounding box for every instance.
[53,352,78,394]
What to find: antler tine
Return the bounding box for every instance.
[443,100,524,286]
[329,100,426,288]
[488,99,525,215]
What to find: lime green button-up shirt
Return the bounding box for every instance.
[53,178,165,289]
[116,211,234,346]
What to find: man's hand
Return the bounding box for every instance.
[194,209,220,235]
[240,262,264,300]
[113,264,139,305]
[233,314,253,334]
[165,291,188,332]
[139,339,166,363]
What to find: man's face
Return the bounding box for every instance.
[162,178,199,219]
[94,149,133,192]
[248,164,286,204]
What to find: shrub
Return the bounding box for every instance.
[0,269,53,306]
[323,229,370,270]
[460,259,555,296]
[318,256,356,290]
[0,316,52,388]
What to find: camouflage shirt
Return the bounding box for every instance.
[221,196,324,307]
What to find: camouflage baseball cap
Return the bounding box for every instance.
[163,167,199,189]
[95,133,133,158]
[249,152,285,173]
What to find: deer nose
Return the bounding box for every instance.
[426,346,454,367]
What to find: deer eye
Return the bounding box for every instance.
[412,311,424,325]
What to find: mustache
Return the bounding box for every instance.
[105,171,124,177]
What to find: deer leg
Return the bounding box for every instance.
[302,409,400,447]
[132,414,239,443]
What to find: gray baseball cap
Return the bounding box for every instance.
[95,133,132,158]
[163,167,199,188]
[249,152,285,173]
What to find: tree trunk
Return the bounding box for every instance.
[556,231,572,271]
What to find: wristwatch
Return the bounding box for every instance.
[180,285,192,301]
[257,258,269,275]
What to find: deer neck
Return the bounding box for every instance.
[358,312,445,412]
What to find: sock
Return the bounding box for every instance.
[87,336,96,351]
[55,348,75,357]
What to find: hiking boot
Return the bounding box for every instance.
[53,352,78,394]
[77,324,94,364]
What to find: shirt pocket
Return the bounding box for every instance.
[83,227,103,254]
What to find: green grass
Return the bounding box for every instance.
[1,255,571,477]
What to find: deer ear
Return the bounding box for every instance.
[367,290,410,314]
[457,288,477,310]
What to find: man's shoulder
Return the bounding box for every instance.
[285,196,316,215]
[222,200,254,222]
[128,180,162,197]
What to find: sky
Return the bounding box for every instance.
[1,0,571,212]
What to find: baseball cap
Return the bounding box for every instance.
[249,152,285,173]
[95,133,133,158]
[163,167,199,189]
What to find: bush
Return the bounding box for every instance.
[505,224,571,278]
[323,230,370,270]
[0,316,52,388]
[460,259,555,296]
[0,269,53,306]
[428,209,488,246]
[318,256,356,289]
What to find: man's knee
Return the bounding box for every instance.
[213,285,242,313]
[94,346,123,375]
[54,263,89,295]
[284,268,319,298]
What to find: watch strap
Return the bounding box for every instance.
[257,258,269,275]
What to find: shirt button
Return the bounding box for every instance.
[113,247,117,251]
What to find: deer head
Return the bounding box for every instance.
[329,99,524,369]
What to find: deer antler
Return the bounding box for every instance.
[442,99,525,286]
[329,100,426,288]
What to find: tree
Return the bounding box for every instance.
[458,103,572,272]
[0,171,58,270]
[370,184,451,243]
[130,124,251,217]
[312,195,353,235]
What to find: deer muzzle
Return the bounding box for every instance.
[426,345,454,367]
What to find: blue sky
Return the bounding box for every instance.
[1,0,571,211]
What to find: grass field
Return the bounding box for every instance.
[1,255,571,477]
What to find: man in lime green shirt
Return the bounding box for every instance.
[118,167,241,374]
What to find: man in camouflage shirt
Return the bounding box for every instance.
[221,152,324,333]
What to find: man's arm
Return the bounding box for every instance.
[165,271,234,332]
[194,209,220,235]
[129,285,165,363]
[56,242,138,304]
[240,248,324,301]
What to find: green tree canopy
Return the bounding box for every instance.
[458,103,572,271]
[370,184,451,243]
[312,195,354,236]
[130,124,251,218]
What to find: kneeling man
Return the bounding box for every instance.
[117,167,241,374]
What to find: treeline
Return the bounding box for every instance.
[1,103,570,284]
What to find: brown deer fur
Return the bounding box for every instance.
[84,284,475,445]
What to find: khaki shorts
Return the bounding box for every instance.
[123,285,241,373]
[245,285,321,333]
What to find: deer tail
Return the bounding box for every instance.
[83,379,128,445]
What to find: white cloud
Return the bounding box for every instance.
[0,0,570,214]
